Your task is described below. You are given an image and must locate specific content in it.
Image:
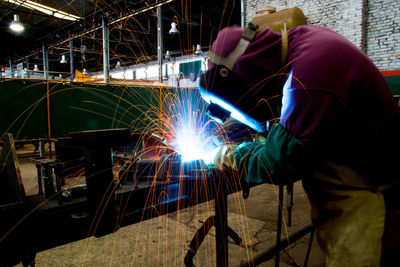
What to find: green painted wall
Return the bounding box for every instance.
[0,80,47,139]
[0,80,165,139]
[384,76,400,95]
[49,83,163,137]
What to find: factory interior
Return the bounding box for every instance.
[0,0,399,266]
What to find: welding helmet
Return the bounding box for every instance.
[199,63,277,133]
[199,7,306,133]
[199,23,279,133]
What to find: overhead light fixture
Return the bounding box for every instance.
[5,0,81,21]
[165,50,171,60]
[33,64,39,71]
[169,22,179,35]
[60,55,68,64]
[195,44,202,55]
[9,14,24,32]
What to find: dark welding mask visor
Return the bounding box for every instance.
[199,65,269,133]
[207,102,231,124]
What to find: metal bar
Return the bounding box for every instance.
[215,175,228,267]
[42,44,49,80]
[303,228,315,266]
[69,39,74,81]
[9,58,14,77]
[46,82,52,158]
[287,183,294,227]
[275,185,284,267]
[240,0,246,27]
[102,16,110,83]
[237,224,314,267]
[157,4,163,82]
[184,216,215,266]
[39,141,45,157]
[25,57,30,78]
[35,164,43,195]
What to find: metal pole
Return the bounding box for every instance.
[241,0,246,27]
[46,82,52,158]
[287,183,294,227]
[25,57,30,78]
[275,185,284,267]
[102,16,110,83]
[157,5,163,82]
[42,44,49,80]
[39,141,45,157]
[9,58,14,78]
[69,39,74,81]
[237,224,314,267]
[215,175,228,267]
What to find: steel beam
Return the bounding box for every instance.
[102,16,110,83]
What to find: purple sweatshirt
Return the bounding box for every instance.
[211,24,400,187]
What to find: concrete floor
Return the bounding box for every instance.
[13,145,324,267]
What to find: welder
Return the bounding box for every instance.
[199,8,400,267]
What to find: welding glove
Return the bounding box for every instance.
[212,144,251,199]
[213,145,238,171]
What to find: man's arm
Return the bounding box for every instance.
[234,122,312,186]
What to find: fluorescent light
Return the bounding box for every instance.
[4,0,80,21]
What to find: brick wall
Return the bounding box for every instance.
[365,0,400,71]
[245,0,399,71]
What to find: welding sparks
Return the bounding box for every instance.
[172,124,216,162]
[164,88,221,163]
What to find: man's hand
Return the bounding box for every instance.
[213,145,238,171]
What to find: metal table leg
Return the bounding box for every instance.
[215,175,228,267]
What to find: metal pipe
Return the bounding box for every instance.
[69,39,74,81]
[287,183,294,227]
[25,57,30,78]
[9,58,14,78]
[275,185,284,267]
[102,16,110,83]
[303,228,315,266]
[39,141,45,157]
[157,5,163,82]
[241,0,246,27]
[46,82,52,158]
[42,44,49,80]
[215,175,228,267]
[237,224,314,267]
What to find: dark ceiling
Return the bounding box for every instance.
[0,0,240,73]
